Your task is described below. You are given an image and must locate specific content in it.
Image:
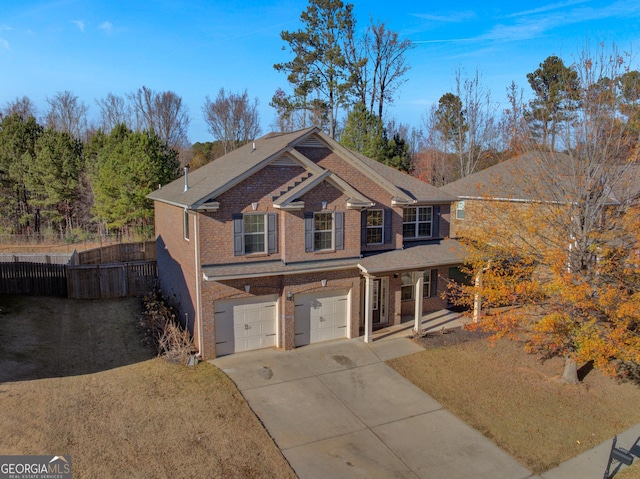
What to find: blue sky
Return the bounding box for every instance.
[1,0,640,143]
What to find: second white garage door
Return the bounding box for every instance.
[214,295,277,356]
[294,289,349,347]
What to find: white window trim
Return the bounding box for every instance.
[422,271,432,298]
[403,206,433,239]
[366,209,384,245]
[183,209,190,241]
[243,213,267,254]
[456,201,465,220]
[313,211,334,251]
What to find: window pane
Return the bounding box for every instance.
[403,223,416,238]
[423,271,432,298]
[418,207,432,222]
[244,234,264,254]
[418,222,432,237]
[244,215,264,233]
[314,212,332,231]
[403,208,416,223]
[401,285,413,301]
[401,272,413,285]
[314,231,332,250]
[367,210,383,226]
[367,228,382,244]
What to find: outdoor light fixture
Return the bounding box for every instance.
[321,201,327,209]
[286,291,293,301]
[244,285,250,293]
[321,279,327,287]
[252,202,258,211]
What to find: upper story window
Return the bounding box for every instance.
[403,206,432,239]
[456,201,465,220]
[183,210,190,241]
[305,211,344,252]
[243,214,265,254]
[314,212,333,250]
[233,213,277,256]
[366,210,384,245]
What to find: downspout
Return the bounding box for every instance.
[194,211,204,359]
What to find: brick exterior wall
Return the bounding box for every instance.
[154,144,459,359]
[154,201,199,346]
[198,269,361,358]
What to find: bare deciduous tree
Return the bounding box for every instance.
[2,96,37,121]
[44,91,88,140]
[96,93,133,132]
[202,88,261,154]
[365,20,412,119]
[128,86,190,150]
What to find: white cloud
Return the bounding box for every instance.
[0,38,9,50]
[506,0,588,18]
[412,11,476,23]
[99,21,113,34]
[72,20,85,31]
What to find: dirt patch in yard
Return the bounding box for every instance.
[0,295,151,382]
[411,325,490,349]
[0,295,296,479]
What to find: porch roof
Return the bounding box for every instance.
[358,239,467,276]
[202,257,360,281]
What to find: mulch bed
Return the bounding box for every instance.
[412,326,490,349]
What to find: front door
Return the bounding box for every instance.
[372,278,388,325]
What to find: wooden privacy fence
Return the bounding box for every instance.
[72,241,156,265]
[0,241,157,298]
[0,262,67,296]
[66,261,157,299]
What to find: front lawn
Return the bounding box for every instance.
[387,332,640,474]
[0,296,295,479]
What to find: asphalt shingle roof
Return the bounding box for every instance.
[148,127,456,208]
[441,152,640,205]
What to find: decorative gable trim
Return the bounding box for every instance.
[297,136,326,148]
[308,130,413,203]
[272,170,374,210]
[271,156,299,167]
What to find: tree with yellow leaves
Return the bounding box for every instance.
[446,43,640,384]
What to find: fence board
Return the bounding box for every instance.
[67,261,157,299]
[0,262,67,296]
[78,241,156,265]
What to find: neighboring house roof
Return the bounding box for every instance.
[441,152,640,205]
[358,239,466,275]
[148,127,455,209]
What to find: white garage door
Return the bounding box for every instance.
[294,289,349,347]
[214,295,277,356]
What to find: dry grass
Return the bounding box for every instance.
[387,336,640,474]
[0,296,295,479]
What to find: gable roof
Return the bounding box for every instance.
[441,152,640,205]
[148,127,455,209]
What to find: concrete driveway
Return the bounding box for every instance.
[213,337,533,479]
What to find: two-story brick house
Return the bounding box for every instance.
[148,127,465,358]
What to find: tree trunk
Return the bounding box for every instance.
[561,356,579,384]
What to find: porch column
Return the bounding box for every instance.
[414,271,424,334]
[364,275,374,343]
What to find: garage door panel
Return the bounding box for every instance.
[295,290,349,347]
[215,296,277,356]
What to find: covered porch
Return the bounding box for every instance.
[357,239,467,344]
